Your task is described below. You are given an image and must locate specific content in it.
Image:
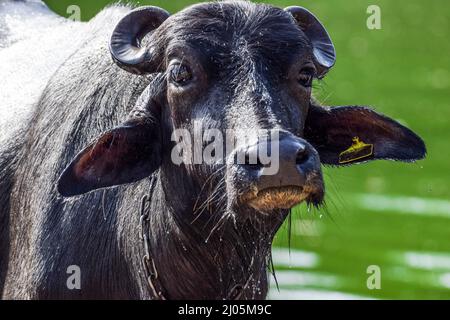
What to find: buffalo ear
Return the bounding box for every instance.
[57,119,161,197]
[304,104,426,165]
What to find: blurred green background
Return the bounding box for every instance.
[43,0,450,299]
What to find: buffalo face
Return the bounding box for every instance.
[58,2,425,221]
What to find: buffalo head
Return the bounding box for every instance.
[57,1,425,223]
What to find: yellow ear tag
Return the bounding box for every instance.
[338,137,374,164]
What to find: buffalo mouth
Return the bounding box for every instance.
[241,183,324,211]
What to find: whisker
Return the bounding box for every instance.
[205,211,231,243]
[192,175,226,223]
[192,166,224,214]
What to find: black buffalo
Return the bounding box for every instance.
[0,0,425,299]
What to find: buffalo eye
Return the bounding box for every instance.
[169,64,192,85]
[298,67,314,88]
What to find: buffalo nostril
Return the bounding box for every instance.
[296,146,309,165]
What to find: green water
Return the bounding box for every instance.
[43,0,450,299]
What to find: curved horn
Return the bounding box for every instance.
[110,6,170,75]
[285,6,336,78]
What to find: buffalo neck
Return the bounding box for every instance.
[144,172,286,299]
